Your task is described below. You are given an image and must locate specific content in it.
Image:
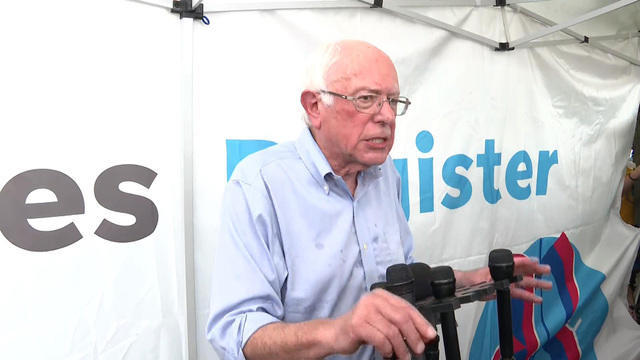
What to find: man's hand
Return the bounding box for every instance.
[331,288,437,360]
[455,255,552,303]
[242,289,436,360]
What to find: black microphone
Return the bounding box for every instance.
[489,249,515,360]
[409,262,433,301]
[386,263,416,304]
[409,263,438,360]
[430,266,461,360]
[372,263,432,301]
[383,264,427,360]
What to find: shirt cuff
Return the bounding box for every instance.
[240,311,281,356]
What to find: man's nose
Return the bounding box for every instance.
[375,99,396,123]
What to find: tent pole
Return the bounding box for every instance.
[510,0,639,47]
[127,0,173,10]
[203,0,550,13]
[501,6,511,43]
[357,0,500,48]
[519,38,582,48]
[205,1,367,13]
[180,17,198,360]
[511,4,598,42]
[590,41,640,66]
[590,32,640,42]
[511,4,640,65]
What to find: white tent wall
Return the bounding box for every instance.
[193,3,640,360]
[0,1,189,359]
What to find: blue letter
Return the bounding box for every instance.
[226,139,277,180]
[536,150,558,195]
[505,150,532,200]
[441,154,473,209]
[416,131,435,213]
[393,159,410,220]
[477,139,502,204]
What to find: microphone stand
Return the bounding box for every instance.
[430,266,461,360]
[489,249,516,360]
[380,264,427,360]
[372,250,521,360]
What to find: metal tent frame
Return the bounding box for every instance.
[197,0,640,65]
[130,0,640,64]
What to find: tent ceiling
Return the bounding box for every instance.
[132,0,640,64]
[200,0,640,33]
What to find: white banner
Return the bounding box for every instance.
[193,6,640,360]
[0,1,188,359]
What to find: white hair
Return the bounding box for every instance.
[301,42,342,126]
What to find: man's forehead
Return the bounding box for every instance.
[326,55,399,93]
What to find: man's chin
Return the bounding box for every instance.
[361,155,389,168]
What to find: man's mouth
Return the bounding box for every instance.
[367,138,386,144]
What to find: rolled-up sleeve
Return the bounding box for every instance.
[206,177,288,359]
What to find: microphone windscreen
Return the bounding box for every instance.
[431,265,455,283]
[488,249,514,281]
[409,262,433,300]
[385,263,416,303]
[386,263,413,284]
[488,249,513,267]
[430,265,456,299]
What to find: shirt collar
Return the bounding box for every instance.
[295,128,384,192]
[296,128,333,191]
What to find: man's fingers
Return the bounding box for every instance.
[365,311,411,360]
[363,320,394,359]
[514,256,551,276]
[517,276,552,290]
[375,290,437,347]
[510,286,543,303]
[378,307,427,356]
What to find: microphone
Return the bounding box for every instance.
[430,266,461,360]
[489,249,515,360]
[409,262,433,301]
[386,264,416,304]
[378,262,433,302]
[383,264,427,360]
[408,263,437,360]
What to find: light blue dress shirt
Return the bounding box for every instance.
[207,128,414,359]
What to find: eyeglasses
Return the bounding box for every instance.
[319,90,411,116]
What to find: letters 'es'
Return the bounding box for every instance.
[0,164,158,252]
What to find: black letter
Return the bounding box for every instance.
[0,169,84,251]
[94,164,158,242]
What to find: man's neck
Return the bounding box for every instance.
[340,172,358,196]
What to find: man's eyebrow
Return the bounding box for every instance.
[352,87,400,96]
[351,87,379,94]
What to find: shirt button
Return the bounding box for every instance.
[323,184,329,194]
[363,243,367,251]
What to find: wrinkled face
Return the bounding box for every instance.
[314,46,399,173]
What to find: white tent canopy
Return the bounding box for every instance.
[136,0,640,64]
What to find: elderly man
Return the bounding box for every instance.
[207,40,551,360]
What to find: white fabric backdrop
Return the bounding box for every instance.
[193,6,640,360]
[0,1,188,359]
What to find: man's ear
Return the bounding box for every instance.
[301,90,321,129]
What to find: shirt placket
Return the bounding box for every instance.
[352,174,380,292]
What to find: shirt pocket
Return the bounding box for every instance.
[370,216,406,270]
